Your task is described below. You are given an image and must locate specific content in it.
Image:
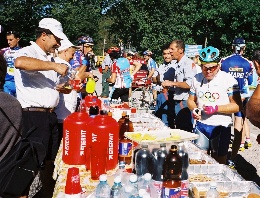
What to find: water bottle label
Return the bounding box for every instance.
[151,181,162,198]
[162,187,181,198]
[119,142,132,156]
[181,180,189,198]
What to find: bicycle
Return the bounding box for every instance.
[129,77,155,111]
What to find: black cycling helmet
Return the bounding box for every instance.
[232,37,245,54]
[232,38,245,46]
[199,46,220,64]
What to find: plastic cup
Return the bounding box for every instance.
[65,167,82,195]
[70,79,81,91]
[90,146,107,180]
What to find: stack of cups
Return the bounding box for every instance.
[65,167,82,197]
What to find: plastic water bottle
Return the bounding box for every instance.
[95,174,111,198]
[110,176,123,198]
[178,143,189,198]
[152,143,167,181]
[138,173,152,195]
[114,161,129,186]
[135,144,153,177]
[206,182,220,198]
[123,174,139,198]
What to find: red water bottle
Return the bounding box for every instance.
[161,145,182,198]
[62,112,92,165]
[87,114,119,180]
[84,95,101,109]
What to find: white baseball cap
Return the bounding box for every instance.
[39,18,67,40]
[58,39,79,52]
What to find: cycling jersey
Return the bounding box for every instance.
[220,54,253,98]
[1,46,21,96]
[147,58,157,71]
[111,57,132,89]
[70,50,91,72]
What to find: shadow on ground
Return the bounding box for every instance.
[232,153,260,186]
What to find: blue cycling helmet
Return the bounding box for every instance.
[77,36,94,45]
[199,46,220,63]
[143,50,153,56]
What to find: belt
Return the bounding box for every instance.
[22,107,55,113]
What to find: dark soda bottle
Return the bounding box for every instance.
[118,111,127,135]
[118,115,134,165]
[161,145,182,198]
[178,143,189,198]
[135,144,153,177]
[152,143,168,181]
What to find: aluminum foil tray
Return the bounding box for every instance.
[190,181,260,198]
[188,164,244,182]
[124,129,199,145]
[188,151,218,164]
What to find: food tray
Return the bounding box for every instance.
[124,129,199,144]
[190,181,260,198]
[189,151,218,164]
[188,164,244,182]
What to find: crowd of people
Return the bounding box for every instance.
[0,17,260,197]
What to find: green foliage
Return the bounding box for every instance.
[0,0,260,58]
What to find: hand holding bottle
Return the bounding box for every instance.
[192,108,202,120]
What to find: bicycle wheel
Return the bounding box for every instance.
[130,87,153,110]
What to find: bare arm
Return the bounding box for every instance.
[187,94,198,110]
[246,85,260,127]
[131,61,142,76]
[217,92,242,114]
[162,80,190,89]
[15,56,68,76]
[107,73,116,83]
[147,68,155,79]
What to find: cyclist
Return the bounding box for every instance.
[188,46,242,164]
[106,47,132,102]
[143,50,158,103]
[0,31,21,97]
[220,38,253,167]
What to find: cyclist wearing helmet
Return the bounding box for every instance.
[106,47,132,102]
[187,46,242,164]
[162,40,196,132]
[143,49,158,102]
[220,38,253,163]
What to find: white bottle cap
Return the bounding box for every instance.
[129,174,138,183]
[143,173,152,181]
[114,176,121,183]
[139,189,147,197]
[99,174,107,182]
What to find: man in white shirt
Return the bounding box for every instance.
[14,18,69,162]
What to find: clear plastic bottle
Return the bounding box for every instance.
[114,161,129,186]
[95,174,111,198]
[138,173,152,195]
[123,174,139,198]
[110,176,123,198]
[178,143,189,198]
[206,182,220,198]
[135,144,153,177]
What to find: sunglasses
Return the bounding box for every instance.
[202,65,219,72]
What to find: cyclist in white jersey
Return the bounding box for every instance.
[188,46,242,164]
